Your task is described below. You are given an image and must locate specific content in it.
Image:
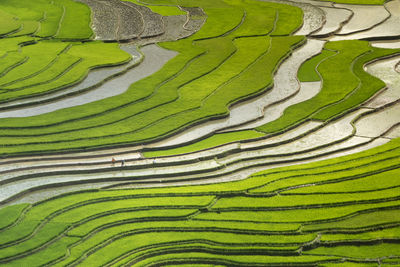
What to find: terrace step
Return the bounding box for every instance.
[0,44,175,118]
[0,105,396,206]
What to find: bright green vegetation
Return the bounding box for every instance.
[0,204,29,230]
[0,9,21,36]
[144,130,264,157]
[258,40,400,134]
[297,49,336,82]
[0,41,131,102]
[0,0,130,105]
[0,0,93,39]
[1,0,399,265]
[124,0,186,16]
[1,139,400,265]
[145,40,400,159]
[0,0,304,156]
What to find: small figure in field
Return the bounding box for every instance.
[111,157,116,165]
[121,160,125,167]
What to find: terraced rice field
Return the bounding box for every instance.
[0,0,400,265]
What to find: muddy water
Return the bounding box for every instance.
[331,0,400,41]
[356,102,400,138]
[311,6,352,36]
[335,4,390,35]
[364,55,400,108]
[0,44,177,118]
[371,40,400,49]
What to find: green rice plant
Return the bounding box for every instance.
[68,209,198,236]
[258,40,400,133]
[0,53,27,78]
[0,9,21,36]
[2,53,81,90]
[297,49,337,82]
[183,1,245,40]
[0,0,305,155]
[313,46,400,120]
[0,41,70,87]
[0,38,204,129]
[2,236,79,267]
[214,186,400,209]
[116,252,339,267]
[251,156,400,194]
[59,220,302,265]
[1,139,400,264]
[124,0,186,16]
[54,0,93,40]
[196,199,400,223]
[61,227,314,266]
[385,258,400,265]
[70,218,300,237]
[257,40,372,134]
[31,1,64,38]
[0,0,93,40]
[285,168,400,194]
[305,243,400,259]
[113,243,299,267]
[0,203,29,230]
[269,1,303,36]
[0,42,131,102]
[321,225,400,242]
[304,209,400,232]
[0,222,69,260]
[0,36,303,155]
[8,21,40,37]
[144,130,264,157]
[0,36,235,133]
[52,196,212,223]
[0,194,213,247]
[228,0,276,37]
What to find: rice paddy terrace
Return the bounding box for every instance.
[0,0,400,265]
